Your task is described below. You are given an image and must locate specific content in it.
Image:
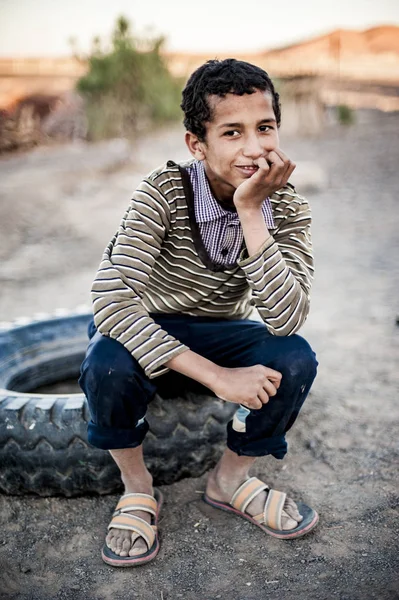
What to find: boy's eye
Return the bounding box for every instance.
[223,130,240,137]
[259,125,272,132]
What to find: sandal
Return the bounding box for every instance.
[102,489,163,566]
[203,477,318,539]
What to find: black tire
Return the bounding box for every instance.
[0,310,235,497]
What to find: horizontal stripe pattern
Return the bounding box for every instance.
[92,159,314,378]
[238,193,313,336]
[115,493,157,516]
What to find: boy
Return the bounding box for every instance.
[80,59,318,567]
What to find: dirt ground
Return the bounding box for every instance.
[0,110,398,600]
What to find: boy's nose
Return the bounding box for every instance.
[242,135,269,159]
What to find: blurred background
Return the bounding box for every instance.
[1,0,399,150]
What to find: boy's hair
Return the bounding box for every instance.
[181,58,281,141]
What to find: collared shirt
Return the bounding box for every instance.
[187,160,275,265]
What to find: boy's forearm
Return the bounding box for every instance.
[165,349,221,391]
[237,207,272,256]
[236,199,313,336]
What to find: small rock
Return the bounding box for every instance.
[20,565,31,574]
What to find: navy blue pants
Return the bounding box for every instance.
[79,314,318,458]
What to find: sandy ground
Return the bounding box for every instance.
[0,111,398,600]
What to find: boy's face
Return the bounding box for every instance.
[185,89,279,204]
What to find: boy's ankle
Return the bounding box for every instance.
[210,464,249,492]
[121,472,153,495]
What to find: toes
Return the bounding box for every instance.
[284,498,303,523]
[105,531,114,549]
[281,514,299,530]
[281,506,299,531]
[120,538,132,557]
[107,528,132,556]
[129,539,148,557]
[106,527,148,557]
[114,536,126,556]
[287,508,303,523]
[107,532,118,552]
[105,508,153,558]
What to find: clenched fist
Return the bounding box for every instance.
[212,365,282,409]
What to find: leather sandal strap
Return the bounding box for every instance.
[108,514,155,549]
[231,477,269,513]
[113,503,156,517]
[114,493,157,516]
[263,488,287,531]
[252,513,265,523]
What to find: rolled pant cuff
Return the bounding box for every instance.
[87,420,149,450]
[227,430,288,459]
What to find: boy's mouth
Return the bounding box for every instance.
[236,165,259,176]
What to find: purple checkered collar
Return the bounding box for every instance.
[189,160,275,227]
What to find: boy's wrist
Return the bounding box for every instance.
[166,349,223,392]
[204,363,224,394]
[234,203,264,219]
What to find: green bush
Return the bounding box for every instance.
[337,104,355,126]
[76,17,183,140]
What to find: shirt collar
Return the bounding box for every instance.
[190,160,226,223]
[189,160,274,226]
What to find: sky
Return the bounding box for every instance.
[0,0,398,56]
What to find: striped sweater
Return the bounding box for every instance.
[92,159,314,379]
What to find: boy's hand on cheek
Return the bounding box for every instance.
[233,149,296,213]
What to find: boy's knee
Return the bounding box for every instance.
[79,333,153,431]
[81,333,134,378]
[80,333,135,394]
[272,335,318,384]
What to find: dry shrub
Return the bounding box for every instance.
[76,17,183,141]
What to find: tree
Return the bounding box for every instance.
[76,16,182,140]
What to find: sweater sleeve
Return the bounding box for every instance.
[91,178,188,379]
[237,192,313,336]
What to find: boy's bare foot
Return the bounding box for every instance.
[205,448,303,531]
[105,479,154,557]
[106,447,154,558]
[206,468,302,530]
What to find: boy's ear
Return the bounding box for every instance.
[185,131,206,160]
